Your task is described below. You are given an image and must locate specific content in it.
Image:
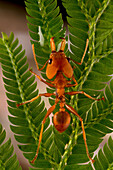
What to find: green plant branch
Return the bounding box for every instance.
[2,33,37,141]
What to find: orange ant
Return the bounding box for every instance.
[17,37,104,164]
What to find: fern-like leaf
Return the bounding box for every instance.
[95,0,113,55]
[0,123,21,169]
[82,0,103,17]
[63,0,89,62]
[93,136,113,169]
[0,32,53,168]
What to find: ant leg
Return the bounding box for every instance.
[16,92,55,107]
[72,76,78,85]
[66,39,89,87]
[29,69,55,88]
[65,103,94,163]
[31,99,59,164]
[65,91,105,101]
[31,45,55,86]
[30,69,55,85]
[70,39,89,65]
[66,76,78,87]
[32,44,49,71]
[78,39,89,65]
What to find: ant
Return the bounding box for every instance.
[17,37,104,164]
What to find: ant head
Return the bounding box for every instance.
[53,111,71,133]
[46,37,73,79]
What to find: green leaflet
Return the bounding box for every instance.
[0,123,21,169]
[93,136,113,169]
[63,0,89,64]
[82,0,103,17]
[65,136,113,170]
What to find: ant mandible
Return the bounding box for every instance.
[17,37,104,164]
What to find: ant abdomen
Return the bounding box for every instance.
[53,111,71,133]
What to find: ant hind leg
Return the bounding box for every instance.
[65,103,95,163]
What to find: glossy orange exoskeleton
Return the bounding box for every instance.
[17,37,104,163]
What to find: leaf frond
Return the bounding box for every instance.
[0,123,21,169]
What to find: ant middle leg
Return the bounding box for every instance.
[65,91,105,101]
[32,44,49,71]
[29,69,55,88]
[16,92,55,107]
[66,75,78,87]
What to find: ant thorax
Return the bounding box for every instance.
[55,71,67,87]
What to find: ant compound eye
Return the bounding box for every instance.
[48,58,52,64]
[67,57,70,63]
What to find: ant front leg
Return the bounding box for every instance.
[29,69,55,88]
[32,44,49,71]
[70,39,89,65]
[65,103,94,163]
[31,44,55,87]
